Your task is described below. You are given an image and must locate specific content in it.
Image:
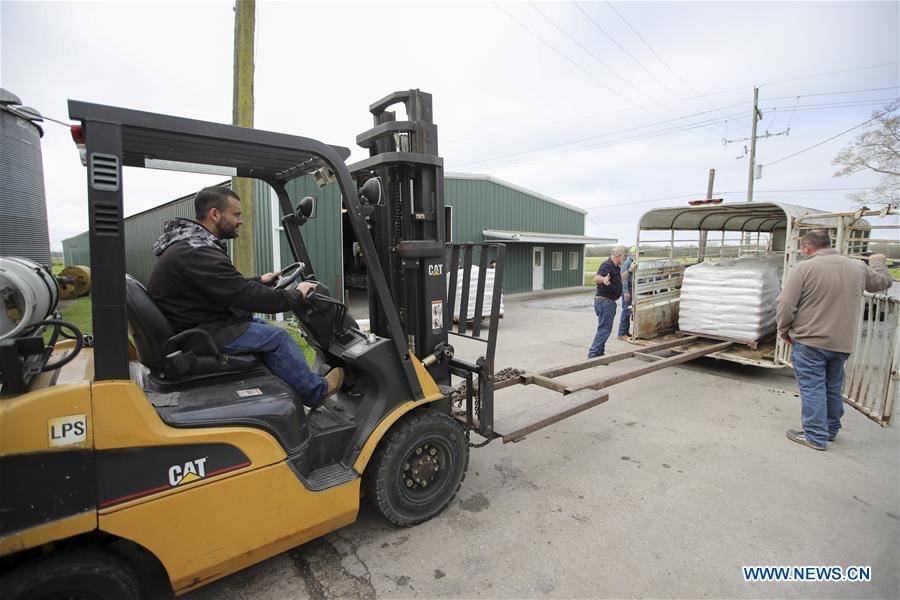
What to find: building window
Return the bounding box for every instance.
[569,251,579,270]
[552,251,562,271]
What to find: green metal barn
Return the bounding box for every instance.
[62,173,613,296]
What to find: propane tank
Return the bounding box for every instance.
[0,256,59,340]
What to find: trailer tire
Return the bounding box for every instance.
[0,547,141,600]
[364,408,469,526]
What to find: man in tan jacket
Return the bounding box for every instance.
[776,229,893,450]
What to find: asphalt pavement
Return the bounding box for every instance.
[187,287,899,600]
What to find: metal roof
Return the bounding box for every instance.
[483,229,616,245]
[638,201,844,232]
[446,172,587,215]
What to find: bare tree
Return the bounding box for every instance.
[832,102,900,205]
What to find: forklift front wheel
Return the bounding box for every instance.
[364,408,469,526]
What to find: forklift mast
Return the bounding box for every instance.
[350,91,450,386]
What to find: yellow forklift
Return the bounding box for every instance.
[1,90,616,598]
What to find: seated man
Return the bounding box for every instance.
[148,185,342,409]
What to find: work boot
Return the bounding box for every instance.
[786,429,826,451]
[324,367,345,399]
[307,368,344,411]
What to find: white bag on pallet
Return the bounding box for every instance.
[450,266,504,322]
[678,257,783,342]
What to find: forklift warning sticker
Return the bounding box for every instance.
[236,388,263,397]
[431,300,443,330]
[48,414,87,447]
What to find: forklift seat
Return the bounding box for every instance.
[125,275,260,383]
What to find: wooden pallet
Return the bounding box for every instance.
[676,329,766,350]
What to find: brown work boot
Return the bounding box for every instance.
[307,368,344,411]
[786,429,826,451]
[324,367,345,399]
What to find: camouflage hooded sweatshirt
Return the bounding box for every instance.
[147,218,302,346]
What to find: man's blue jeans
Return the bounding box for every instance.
[791,341,849,447]
[224,318,327,408]
[588,298,617,358]
[618,293,632,337]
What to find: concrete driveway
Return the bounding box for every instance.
[188,288,899,600]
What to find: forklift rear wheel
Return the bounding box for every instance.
[0,547,141,600]
[365,408,469,526]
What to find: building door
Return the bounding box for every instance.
[532,247,544,291]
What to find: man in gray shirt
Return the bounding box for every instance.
[776,229,893,450]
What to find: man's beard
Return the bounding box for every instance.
[219,223,240,239]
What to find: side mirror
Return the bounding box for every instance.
[358,177,383,206]
[295,195,317,224]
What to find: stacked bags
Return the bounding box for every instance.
[678,256,783,342]
[450,266,504,322]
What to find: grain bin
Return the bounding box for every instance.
[0,89,52,267]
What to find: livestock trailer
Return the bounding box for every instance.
[632,202,898,426]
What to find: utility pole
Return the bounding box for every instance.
[698,168,715,262]
[723,86,788,204]
[232,0,255,274]
[746,86,761,203]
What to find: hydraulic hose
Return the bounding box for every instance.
[40,319,84,372]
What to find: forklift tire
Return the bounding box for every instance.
[0,547,141,600]
[364,408,469,527]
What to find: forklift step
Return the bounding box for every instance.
[304,462,358,492]
[492,389,609,443]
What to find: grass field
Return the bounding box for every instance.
[56,296,93,334]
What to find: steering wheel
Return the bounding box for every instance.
[275,261,306,290]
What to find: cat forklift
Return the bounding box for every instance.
[1,90,615,598]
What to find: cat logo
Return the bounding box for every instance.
[169,457,208,486]
[427,264,443,277]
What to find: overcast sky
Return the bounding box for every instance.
[2,1,898,251]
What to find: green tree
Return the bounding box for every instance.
[832,102,899,205]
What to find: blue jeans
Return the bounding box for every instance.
[791,341,849,447]
[224,318,327,408]
[588,298,617,358]
[618,292,632,337]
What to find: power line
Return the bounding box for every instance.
[766,98,898,112]
[443,88,895,146]
[450,102,752,168]
[761,61,900,88]
[492,3,635,109]
[447,96,895,172]
[443,96,748,145]
[652,63,899,106]
[602,1,749,128]
[765,86,899,101]
[527,2,724,142]
[766,103,899,167]
[525,3,666,118]
[571,1,741,131]
[493,2,723,145]
[450,109,744,171]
